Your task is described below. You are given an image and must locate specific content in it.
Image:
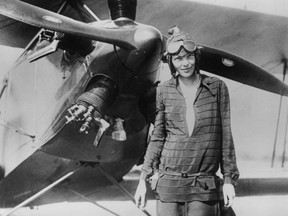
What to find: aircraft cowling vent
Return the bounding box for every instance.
[76,77,118,118]
[108,0,137,21]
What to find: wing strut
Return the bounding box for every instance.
[271,59,288,167]
[82,4,101,21]
[96,165,153,216]
[0,77,8,101]
[281,60,288,167]
[282,96,288,167]
[67,188,121,216]
[3,166,82,216]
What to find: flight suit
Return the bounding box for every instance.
[141,74,239,204]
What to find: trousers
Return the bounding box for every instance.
[156,200,234,216]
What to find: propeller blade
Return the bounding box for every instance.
[0,0,137,49]
[200,46,288,96]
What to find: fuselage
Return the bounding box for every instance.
[0,19,164,207]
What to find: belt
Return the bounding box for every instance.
[160,172,216,189]
[161,171,215,178]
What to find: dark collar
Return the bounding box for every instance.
[170,73,213,90]
[167,73,215,97]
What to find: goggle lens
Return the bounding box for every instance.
[167,40,197,55]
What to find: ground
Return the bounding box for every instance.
[2,195,288,216]
[2,165,288,216]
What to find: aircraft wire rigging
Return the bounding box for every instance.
[0,117,35,139]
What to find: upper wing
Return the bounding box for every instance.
[2,0,288,68]
[0,0,61,47]
[135,0,288,95]
[0,0,108,48]
[2,0,288,69]
[136,0,288,77]
[1,0,288,94]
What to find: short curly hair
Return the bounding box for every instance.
[165,26,201,77]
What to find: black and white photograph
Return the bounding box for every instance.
[0,0,287,215]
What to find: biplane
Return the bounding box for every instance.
[0,0,288,215]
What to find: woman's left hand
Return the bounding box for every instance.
[223,183,235,207]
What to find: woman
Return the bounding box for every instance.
[134,27,239,216]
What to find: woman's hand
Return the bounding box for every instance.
[223,183,235,207]
[134,179,147,210]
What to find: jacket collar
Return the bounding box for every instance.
[169,73,214,96]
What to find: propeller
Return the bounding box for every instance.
[0,0,137,50]
[200,46,288,96]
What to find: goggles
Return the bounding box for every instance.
[167,40,197,55]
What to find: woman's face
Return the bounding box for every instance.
[171,48,196,78]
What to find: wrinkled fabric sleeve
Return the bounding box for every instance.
[219,81,240,186]
[141,85,166,181]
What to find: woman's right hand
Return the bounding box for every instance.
[134,179,147,210]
